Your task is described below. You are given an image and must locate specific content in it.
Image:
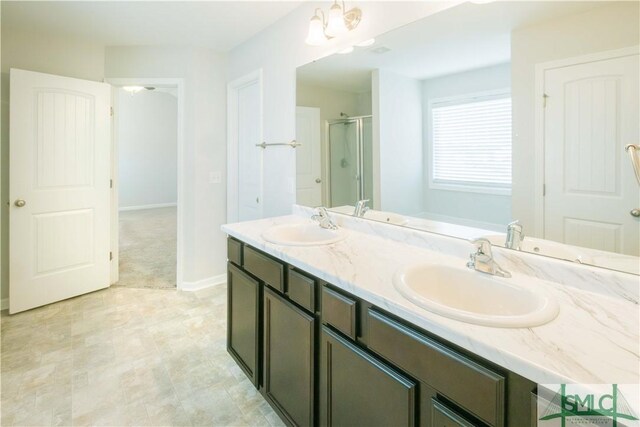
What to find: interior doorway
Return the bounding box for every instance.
[108,78,185,289]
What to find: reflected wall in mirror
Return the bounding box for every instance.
[295,1,640,275]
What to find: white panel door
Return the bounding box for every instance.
[237,80,262,221]
[10,69,111,313]
[295,106,322,207]
[544,54,639,256]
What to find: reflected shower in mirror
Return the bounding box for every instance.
[327,116,373,207]
[295,1,640,274]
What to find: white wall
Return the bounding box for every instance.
[373,69,423,215]
[296,82,371,205]
[422,63,511,227]
[118,89,178,209]
[105,46,227,285]
[511,2,640,236]
[0,26,106,301]
[227,1,459,218]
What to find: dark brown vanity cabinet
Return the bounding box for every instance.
[319,326,417,427]
[226,239,536,427]
[263,287,315,427]
[227,239,317,426]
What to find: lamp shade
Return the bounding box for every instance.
[325,2,347,37]
[305,15,327,46]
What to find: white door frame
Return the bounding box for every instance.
[106,77,185,289]
[227,69,264,223]
[533,45,640,237]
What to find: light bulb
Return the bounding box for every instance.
[305,15,327,46]
[325,2,348,37]
[122,86,144,93]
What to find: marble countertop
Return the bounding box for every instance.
[222,213,639,387]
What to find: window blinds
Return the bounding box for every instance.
[431,95,512,190]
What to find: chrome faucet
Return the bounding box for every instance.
[467,238,511,278]
[353,199,370,217]
[311,207,338,230]
[505,220,524,250]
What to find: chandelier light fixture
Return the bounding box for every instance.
[305,1,362,46]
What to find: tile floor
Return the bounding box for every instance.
[0,285,282,426]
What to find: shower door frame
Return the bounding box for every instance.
[326,115,372,207]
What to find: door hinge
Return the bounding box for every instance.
[110,106,114,117]
[543,93,549,108]
[543,184,546,196]
[109,251,113,261]
[110,179,113,189]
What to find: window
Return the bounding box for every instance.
[430,91,512,195]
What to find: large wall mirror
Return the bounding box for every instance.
[295,1,640,275]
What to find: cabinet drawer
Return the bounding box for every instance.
[227,238,243,266]
[430,399,475,427]
[367,310,505,427]
[287,268,316,312]
[243,246,284,292]
[321,286,357,340]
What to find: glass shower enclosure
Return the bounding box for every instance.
[327,116,373,208]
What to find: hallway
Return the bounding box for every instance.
[117,207,177,289]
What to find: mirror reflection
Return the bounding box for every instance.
[295,1,640,274]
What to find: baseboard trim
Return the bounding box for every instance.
[180,274,226,292]
[1,298,8,311]
[119,203,177,212]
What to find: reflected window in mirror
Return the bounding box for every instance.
[430,91,512,196]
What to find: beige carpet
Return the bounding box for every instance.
[116,206,177,289]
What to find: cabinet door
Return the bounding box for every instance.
[227,263,260,386]
[319,326,416,427]
[264,288,315,427]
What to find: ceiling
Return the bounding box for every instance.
[297,1,608,93]
[1,1,302,52]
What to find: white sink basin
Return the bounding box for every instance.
[262,223,347,246]
[394,264,559,328]
[484,234,590,264]
[364,210,408,226]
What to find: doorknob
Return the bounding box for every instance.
[631,208,640,218]
[315,178,322,183]
[14,199,26,208]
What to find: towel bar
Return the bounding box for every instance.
[256,140,301,149]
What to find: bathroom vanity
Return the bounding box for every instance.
[222,209,639,427]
